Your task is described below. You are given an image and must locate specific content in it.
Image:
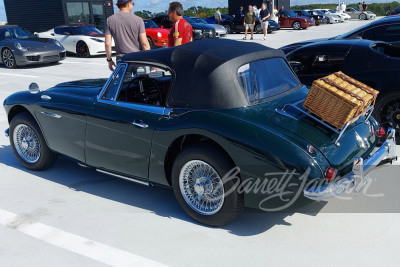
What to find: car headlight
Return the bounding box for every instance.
[15,43,27,51]
[90,38,105,43]
[54,40,63,47]
[157,32,162,38]
[194,29,203,34]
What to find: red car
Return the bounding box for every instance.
[144,19,169,48]
[278,11,315,30]
[390,7,400,15]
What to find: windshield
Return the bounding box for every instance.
[328,9,336,13]
[238,58,301,104]
[192,17,207,24]
[314,10,325,15]
[353,7,361,11]
[70,26,103,36]
[286,11,297,17]
[183,16,196,24]
[144,20,159,29]
[0,27,33,40]
[334,21,374,39]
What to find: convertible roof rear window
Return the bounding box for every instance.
[238,58,301,104]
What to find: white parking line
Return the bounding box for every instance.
[0,208,167,267]
[63,61,105,66]
[0,73,39,78]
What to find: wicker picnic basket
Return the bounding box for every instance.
[303,72,379,130]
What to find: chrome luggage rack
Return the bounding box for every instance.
[275,99,374,147]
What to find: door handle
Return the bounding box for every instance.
[132,120,148,129]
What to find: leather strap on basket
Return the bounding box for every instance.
[321,77,367,107]
[335,72,377,105]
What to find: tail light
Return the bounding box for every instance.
[325,167,336,180]
[376,127,386,138]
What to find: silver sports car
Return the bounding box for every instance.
[0,26,66,69]
[344,7,376,20]
[190,17,228,37]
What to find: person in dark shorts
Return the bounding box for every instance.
[168,2,193,47]
[243,5,256,40]
[105,0,150,71]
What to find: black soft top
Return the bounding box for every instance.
[122,39,286,108]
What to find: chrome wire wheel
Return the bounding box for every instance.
[13,124,41,164]
[2,49,15,68]
[179,160,225,215]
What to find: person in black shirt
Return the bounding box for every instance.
[259,3,270,40]
[362,2,368,12]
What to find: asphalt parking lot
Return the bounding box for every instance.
[0,18,399,267]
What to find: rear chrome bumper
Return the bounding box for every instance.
[304,128,397,200]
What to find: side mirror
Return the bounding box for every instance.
[29,83,40,94]
[161,26,164,29]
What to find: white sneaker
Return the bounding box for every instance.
[263,37,266,40]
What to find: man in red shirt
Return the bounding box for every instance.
[168,2,193,47]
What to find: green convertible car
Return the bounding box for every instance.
[3,39,397,226]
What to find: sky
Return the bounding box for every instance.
[0,0,395,22]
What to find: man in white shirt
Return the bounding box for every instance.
[341,2,347,13]
[214,8,222,24]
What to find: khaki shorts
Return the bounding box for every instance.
[261,21,269,29]
[245,24,254,30]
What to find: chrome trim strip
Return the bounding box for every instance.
[5,128,9,137]
[97,99,167,115]
[40,111,62,119]
[304,128,397,200]
[96,169,150,186]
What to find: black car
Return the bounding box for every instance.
[221,15,280,34]
[287,39,400,135]
[281,16,400,53]
[293,10,326,25]
[152,15,216,40]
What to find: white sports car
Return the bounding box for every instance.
[308,9,341,24]
[36,24,115,58]
[319,9,351,22]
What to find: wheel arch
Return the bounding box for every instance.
[163,134,238,187]
[8,105,34,124]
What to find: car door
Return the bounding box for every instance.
[54,27,74,52]
[85,63,172,180]
[34,92,89,163]
[233,16,245,31]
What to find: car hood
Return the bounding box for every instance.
[280,38,329,54]
[207,24,227,32]
[191,23,215,30]
[146,28,169,38]
[14,38,62,52]
[46,79,108,98]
